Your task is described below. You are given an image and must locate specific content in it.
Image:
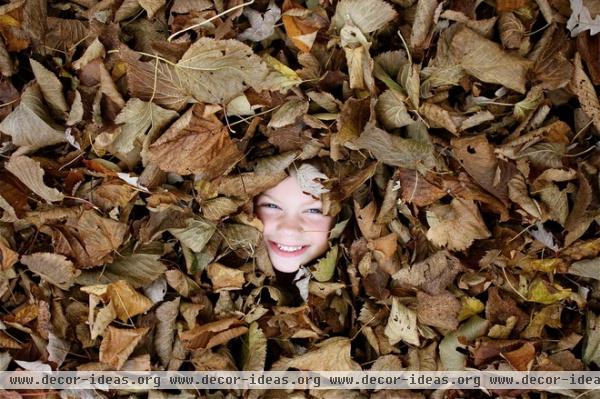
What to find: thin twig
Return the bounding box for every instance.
[571,119,594,143]
[228,104,282,127]
[0,98,18,108]
[499,263,529,302]
[565,145,597,158]
[62,195,102,211]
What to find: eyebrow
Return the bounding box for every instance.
[259,193,321,206]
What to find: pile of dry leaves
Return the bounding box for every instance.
[0,0,599,397]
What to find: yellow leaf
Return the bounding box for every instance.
[264,54,302,82]
[311,245,338,282]
[458,296,485,321]
[519,258,567,273]
[0,15,20,27]
[526,278,571,304]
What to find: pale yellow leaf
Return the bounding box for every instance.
[176,38,268,104]
[20,253,80,290]
[155,297,180,367]
[332,0,397,33]
[375,89,413,129]
[242,322,267,371]
[384,296,420,346]
[0,84,65,151]
[91,301,117,340]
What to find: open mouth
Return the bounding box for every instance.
[269,241,309,257]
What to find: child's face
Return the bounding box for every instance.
[255,172,333,273]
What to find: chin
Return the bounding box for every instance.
[272,262,301,273]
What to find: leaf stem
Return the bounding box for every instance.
[167,0,255,42]
[396,30,412,65]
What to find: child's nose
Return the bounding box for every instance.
[277,214,304,235]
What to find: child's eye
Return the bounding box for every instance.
[259,203,280,210]
[306,208,323,214]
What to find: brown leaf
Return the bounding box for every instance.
[473,339,524,367]
[486,287,529,333]
[281,0,321,53]
[37,207,128,269]
[452,135,515,207]
[564,171,593,246]
[179,317,246,350]
[562,237,600,260]
[120,45,189,111]
[499,12,526,49]
[207,263,245,291]
[191,347,237,371]
[392,250,465,295]
[0,332,23,349]
[397,169,446,207]
[45,17,87,52]
[450,25,532,93]
[148,104,243,179]
[571,52,600,131]
[91,180,138,211]
[154,297,180,368]
[416,290,460,330]
[496,0,529,11]
[265,304,324,339]
[6,155,64,203]
[502,342,536,371]
[99,326,149,370]
[531,25,573,90]
[419,101,459,135]
[410,0,439,51]
[341,24,376,93]
[508,172,544,220]
[272,336,362,371]
[20,252,80,290]
[577,32,600,85]
[215,170,287,199]
[353,123,442,171]
[426,198,491,251]
[106,280,153,322]
[336,96,372,144]
[354,200,382,240]
[0,238,18,270]
[385,296,420,346]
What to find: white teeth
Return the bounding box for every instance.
[276,243,303,252]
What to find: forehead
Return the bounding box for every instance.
[260,175,321,203]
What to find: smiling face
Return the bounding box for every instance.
[255,170,333,273]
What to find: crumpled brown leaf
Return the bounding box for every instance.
[33,206,128,269]
[148,103,243,179]
[426,198,491,251]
